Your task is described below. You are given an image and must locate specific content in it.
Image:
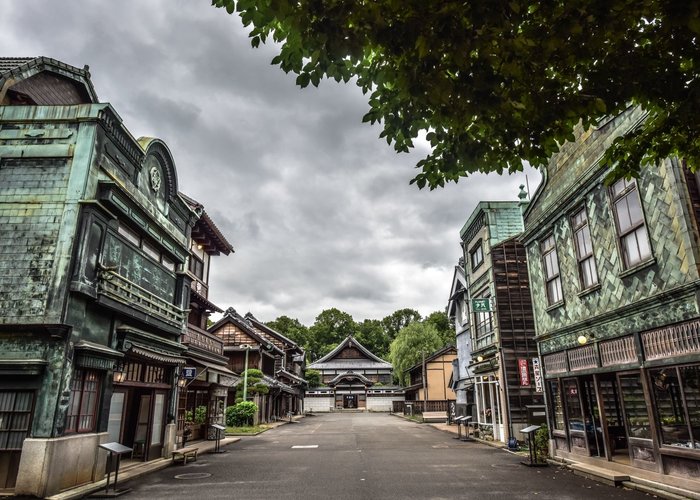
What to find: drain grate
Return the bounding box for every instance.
[174,472,212,480]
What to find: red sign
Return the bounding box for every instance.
[518,358,530,386]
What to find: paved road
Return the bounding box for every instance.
[120,413,654,499]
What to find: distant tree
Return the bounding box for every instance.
[424,310,454,347]
[266,315,310,349]
[308,308,357,361]
[355,319,389,359]
[235,368,269,402]
[388,322,443,386]
[381,308,422,342]
[305,369,321,388]
[213,0,700,188]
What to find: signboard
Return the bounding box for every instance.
[471,298,491,312]
[532,357,543,393]
[181,367,197,379]
[518,358,530,386]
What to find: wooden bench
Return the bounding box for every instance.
[422,411,447,423]
[171,447,198,464]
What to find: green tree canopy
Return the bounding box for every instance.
[213,0,700,188]
[266,315,310,349]
[236,368,269,402]
[305,368,321,388]
[424,310,454,347]
[381,308,422,342]
[388,321,443,386]
[308,308,357,361]
[355,318,390,360]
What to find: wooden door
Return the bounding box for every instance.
[148,391,166,460]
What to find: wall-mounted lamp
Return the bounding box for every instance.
[476,356,484,362]
[577,333,595,345]
[113,362,126,384]
[178,377,188,388]
[197,243,203,250]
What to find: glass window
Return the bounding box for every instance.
[470,242,484,270]
[189,255,204,280]
[563,379,584,432]
[651,367,697,448]
[680,365,700,449]
[541,235,563,305]
[549,380,565,430]
[571,208,598,289]
[162,255,175,272]
[117,223,140,246]
[619,373,651,439]
[142,240,160,261]
[610,178,652,268]
[66,369,100,433]
[0,391,33,450]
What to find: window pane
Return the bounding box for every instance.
[549,380,565,430]
[142,240,160,261]
[623,232,642,267]
[615,197,633,233]
[620,374,651,439]
[636,227,651,261]
[117,224,140,246]
[651,368,691,447]
[679,365,700,449]
[563,379,584,432]
[626,190,644,227]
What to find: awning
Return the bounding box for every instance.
[191,358,240,386]
[126,342,186,365]
[74,340,124,371]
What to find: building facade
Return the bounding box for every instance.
[447,260,473,417]
[306,336,403,412]
[404,345,458,403]
[522,106,700,485]
[460,199,543,443]
[0,57,201,496]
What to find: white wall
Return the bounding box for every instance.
[366,396,403,412]
[305,397,334,412]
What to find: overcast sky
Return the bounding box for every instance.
[2,1,540,326]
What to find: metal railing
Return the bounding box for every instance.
[642,319,700,360]
[98,269,185,327]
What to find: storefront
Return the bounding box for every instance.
[543,319,700,478]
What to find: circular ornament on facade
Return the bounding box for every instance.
[149,165,162,193]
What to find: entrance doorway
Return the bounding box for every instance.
[344,395,357,409]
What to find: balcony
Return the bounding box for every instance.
[183,324,224,356]
[97,268,185,328]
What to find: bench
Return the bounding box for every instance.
[171,447,198,464]
[422,411,447,423]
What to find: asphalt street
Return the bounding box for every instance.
[118,413,655,499]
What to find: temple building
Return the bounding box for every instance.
[305,336,404,412]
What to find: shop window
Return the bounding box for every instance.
[610,178,652,268]
[571,208,598,289]
[620,373,651,439]
[563,379,584,432]
[0,391,33,450]
[541,235,563,305]
[66,369,100,433]
[652,366,700,449]
[548,380,565,430]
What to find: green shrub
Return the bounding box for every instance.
[194,405,207,424]
[534,425,549,463]
[226,401,258,426]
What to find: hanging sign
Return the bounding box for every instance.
[532,357,544,393]
[182,367,197,379]
[518,358,530,386]
[471,298,492,312]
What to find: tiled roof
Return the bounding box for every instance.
[0,57,36,74]
[308,359,393,370]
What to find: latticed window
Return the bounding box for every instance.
[0,391,33,450]
[571,208,598,289]
[66,369,100,433]
[541,235,563,305]
[610,178,651,268]
[470,241,484,270]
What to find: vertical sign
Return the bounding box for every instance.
[531,357,543,393]
[518,358,530,386]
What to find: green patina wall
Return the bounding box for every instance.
[523,108,700,355]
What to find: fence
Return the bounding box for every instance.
[392,400,455,415]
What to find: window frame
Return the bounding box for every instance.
[65,369,101,434]
[570,206,599,290]
[610,178,652,269]
[540,234,563,306]
[470,240,484,271]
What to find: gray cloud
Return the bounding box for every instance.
[2,0,541,325]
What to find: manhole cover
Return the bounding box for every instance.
[174,472,212,480]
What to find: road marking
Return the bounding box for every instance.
[291,445,318,449]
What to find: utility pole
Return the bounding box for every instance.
[422,350,428,403]
[242,345,250,401]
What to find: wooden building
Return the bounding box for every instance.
[447,260,473,417]
[460,199,544,443]
[178,194,238,441]
[522,106,700,488]
[404,345,458,403]
[208,308,303,422]
[0,57,201,495]
[306,336,404,412]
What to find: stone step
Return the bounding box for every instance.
[569,463,630,487]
